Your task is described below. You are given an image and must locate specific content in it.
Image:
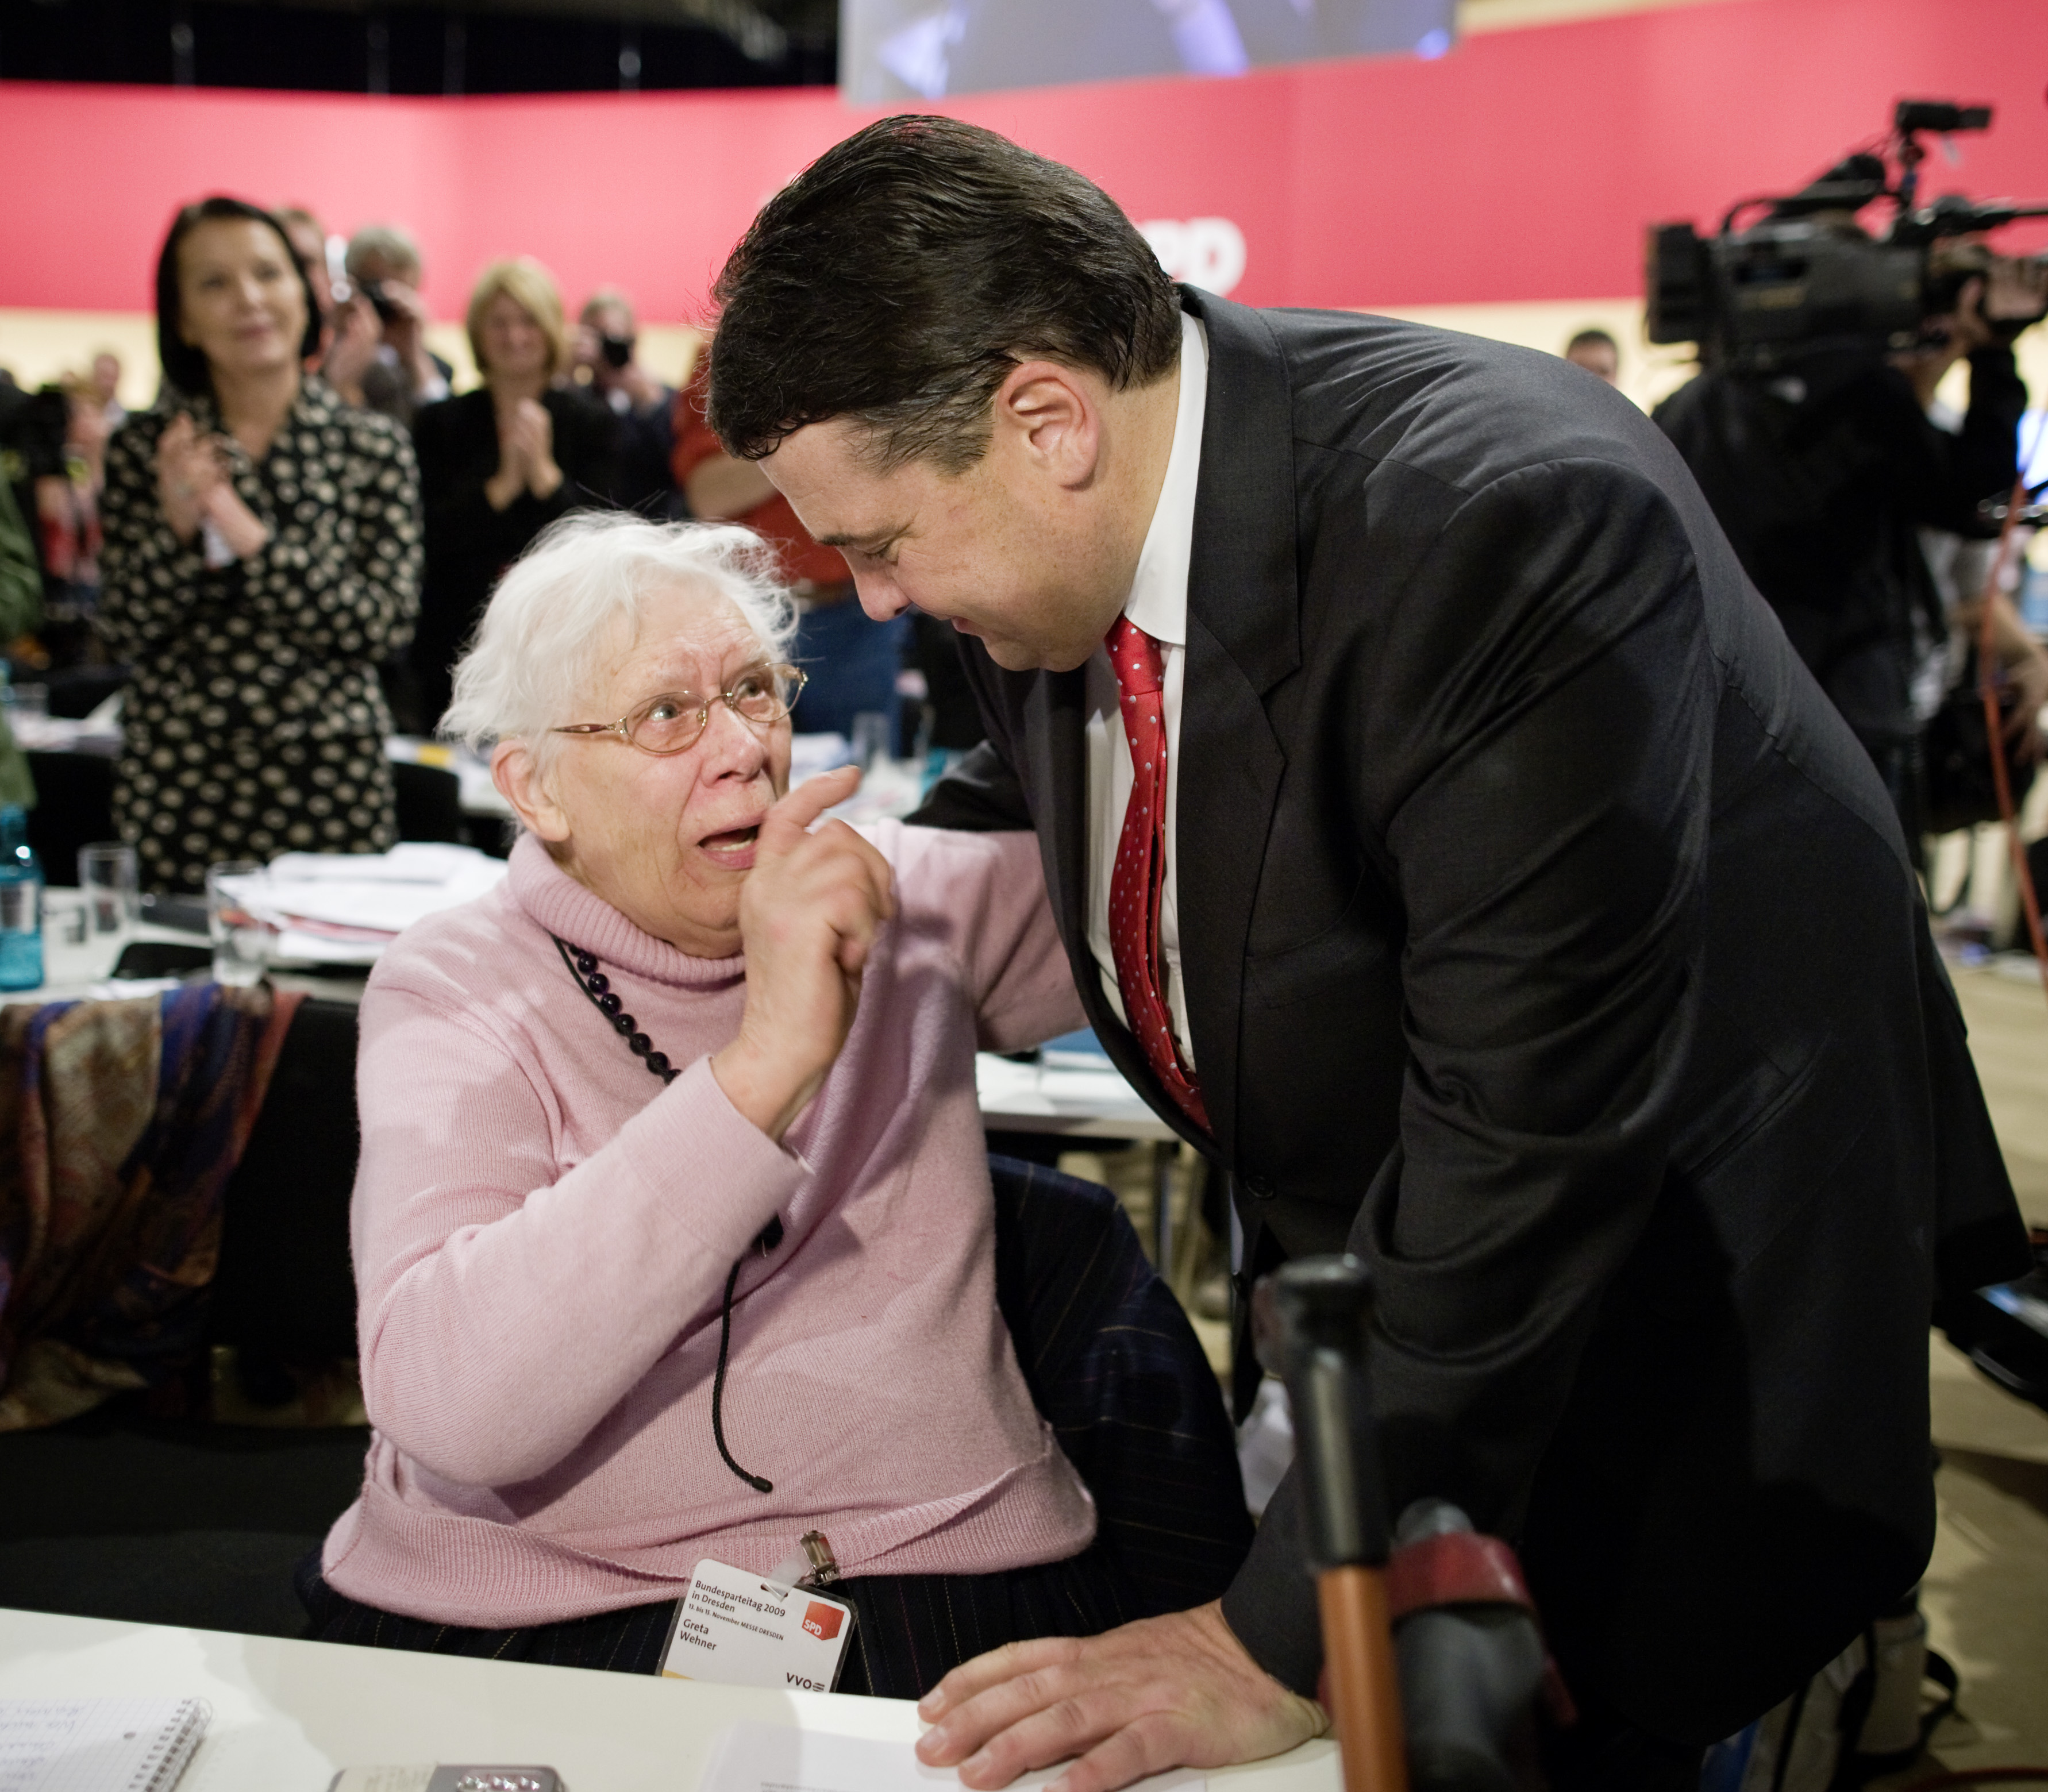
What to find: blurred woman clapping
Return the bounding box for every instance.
[409,258,618,730]
[99,197,422,893]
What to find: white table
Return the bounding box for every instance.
[0,1606,1342,1792]
[30,893,367,1006]
[975,1054,1188,1266]
[973,1054,1173,1145]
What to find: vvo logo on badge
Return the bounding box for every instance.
[661,1558,854,1693]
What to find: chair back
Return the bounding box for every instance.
[391,760,465,845]
[988,1153,1252,1617]
[210,999,361,1362]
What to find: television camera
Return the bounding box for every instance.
[1646,99,2048,370]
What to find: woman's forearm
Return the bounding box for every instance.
[353,1003,802,1487]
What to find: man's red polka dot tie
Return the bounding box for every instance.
[1105,615,1210,1135]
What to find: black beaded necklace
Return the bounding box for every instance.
[553,934,783,1494]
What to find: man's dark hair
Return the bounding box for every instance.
[1566,328,1618,356]
[708,115,1183,473]
[156,196,323,400]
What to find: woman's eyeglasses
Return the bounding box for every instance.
[552,663,807,757]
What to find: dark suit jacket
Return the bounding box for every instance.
[911,290,2028,1743]
[410,386,619,726]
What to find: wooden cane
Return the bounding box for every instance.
[1254,1258,1410,1792]
[1318,1564,1408,1792]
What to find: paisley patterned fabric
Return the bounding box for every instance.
[99,378,422,892]
[0,982,303,1431]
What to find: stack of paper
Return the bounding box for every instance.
[218,844,509,966]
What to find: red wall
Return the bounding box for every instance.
[3,0,2045,319]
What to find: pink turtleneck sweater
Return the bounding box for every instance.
[321,823,1095,1627]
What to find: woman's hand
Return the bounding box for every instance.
[155,414,226,541]
[486,397,560,508]
[201,480,271,560]
[509,398,563,500]
[712,766,896,1142]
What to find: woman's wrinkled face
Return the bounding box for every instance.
[540,583,792,957]
[177,218,308,381]
[479,291,551,383]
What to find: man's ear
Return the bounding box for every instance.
[992,360,1103,490]
[494,741,573,844]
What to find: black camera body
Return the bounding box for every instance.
[1646,99,2046,369]
[358,278,402,325]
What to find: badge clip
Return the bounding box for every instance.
[796,1529,839,1588]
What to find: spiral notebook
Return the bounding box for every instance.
[0,1699,209,1792]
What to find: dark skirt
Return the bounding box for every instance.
[295,1541,1138,1698]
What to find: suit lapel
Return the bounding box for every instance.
[1024,665,1092,965]
[1175,292,1301,1165]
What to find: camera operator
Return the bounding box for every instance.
[1656,186,2048,846]
[329,224,453,427]
[573,288,682,518]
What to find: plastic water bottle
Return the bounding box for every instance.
[0,805,44,991]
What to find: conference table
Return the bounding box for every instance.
[0,1605,1342,1792]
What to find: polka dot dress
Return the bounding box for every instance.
[99,379,424,893]
[1104,615,1209,1133]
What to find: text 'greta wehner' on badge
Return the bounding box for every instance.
[661,1558,854,1692]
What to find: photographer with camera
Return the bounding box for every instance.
[328,223,453,428]
[574,288,682,519]
[1652,124,2048,848]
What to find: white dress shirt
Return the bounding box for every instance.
[1085,310,1207,1069]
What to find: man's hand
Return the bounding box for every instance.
[713,766,895,1141]
[1974,589,2048,765]
[915,1602,1327,1792]
[324,295,383,405]
[2007,647,2048,765]
[1980,257,2048,337]
[373,278,441,395]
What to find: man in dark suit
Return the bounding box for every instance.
[707,116,2029,1791]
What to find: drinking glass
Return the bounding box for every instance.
[850,710,891,772]
[206,861,277,987]
[78,842,140,943]
[2,684,48,723]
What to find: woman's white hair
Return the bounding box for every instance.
[442,512,798,769]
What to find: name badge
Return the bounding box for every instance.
[661,1558,855,1693]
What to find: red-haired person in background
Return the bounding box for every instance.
[674,352,910,750]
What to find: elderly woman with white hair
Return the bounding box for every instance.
[297,511,1145,1691]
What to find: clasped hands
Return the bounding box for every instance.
[155,414,269,559]
[486,397,564,510]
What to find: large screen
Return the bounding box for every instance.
[841,0,1456,102]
